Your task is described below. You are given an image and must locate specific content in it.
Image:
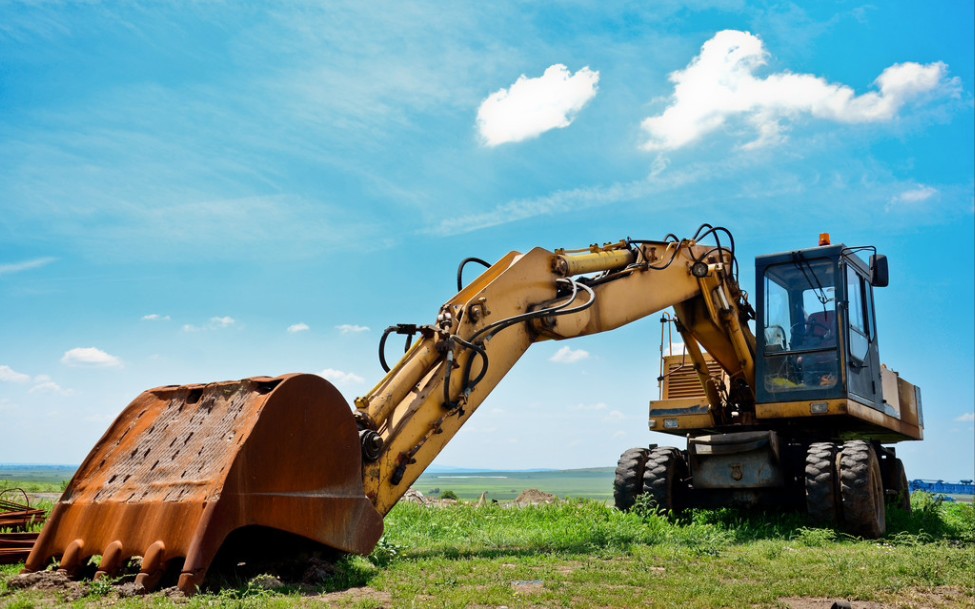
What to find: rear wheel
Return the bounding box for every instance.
[613,447,650,511]
[838,441,886,538]
[805,442,839,525]
[642,447,687,512]
[885,458,911,513]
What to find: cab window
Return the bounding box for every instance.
[847,267,870,363]
[762,259,839,394]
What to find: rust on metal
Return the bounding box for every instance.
[0,489,47,532]
[25,374,383,594]
[0,489,46,564]
[0,532,39,564]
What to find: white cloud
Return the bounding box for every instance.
[29,375,72,395]
[182,316,237,332]
[287,323,310,333]
[319,368,365,386]
[572,402,608,411]
[142,313,171,321]
[0,365,31,383]
[210,316,236,328]
[666,342,688,355]
[642,30,955,151]
[956,413,975,423]
[603,410,625,422]
[0,257,56,276]
[336,324,370,334]
[550,346,590,364]
[61,347,123,368]
[477,64,600,147]
[890,185,939,206]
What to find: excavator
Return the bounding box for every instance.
[24,225,922,594]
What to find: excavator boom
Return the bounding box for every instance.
[355,236,754,514]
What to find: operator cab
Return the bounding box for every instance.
[755,240,888,410]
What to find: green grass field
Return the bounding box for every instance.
[2,466,973,608]
[412,467,615,501]
[0,466,74,495]
[1,494,972,608]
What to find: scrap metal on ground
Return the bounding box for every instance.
[0,489,47,564]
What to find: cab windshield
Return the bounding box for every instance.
[762,258,839,394]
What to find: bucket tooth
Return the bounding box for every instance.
[26,373,384,593]
[57,539,84,577]
[134,541,167,593]
[93,540,123,580]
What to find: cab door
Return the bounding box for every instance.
[843,264,882,408]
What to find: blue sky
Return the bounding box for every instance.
[1,2,972,480]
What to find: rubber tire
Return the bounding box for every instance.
[642,447,687,513]
[805,442,839,525]
[839,441,886,538]
[613,447,650,511]
[886,458,912,513]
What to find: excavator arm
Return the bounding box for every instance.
[355,231,757,514]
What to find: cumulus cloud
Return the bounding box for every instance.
[319,368,365,385]
[0,256,56,276]
[142,313,171,321]
[0,365,31,383]
[336,324,370,334]
[61,347,123,368]
[956,413,975,423]
[29,375,72,395]
[287,323,310,333]
[572,402,608,411]
[477,64,599,146]
[888,185,939,211]
[183,316,237,332]
[550,346,590,364]
[642,30,955,151]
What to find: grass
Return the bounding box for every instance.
[0,481,65,497]
[412,467,615,502]
[0,466,75,490]
[0,493,971,608]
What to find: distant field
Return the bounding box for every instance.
[2,464,968,505]
[0,465,617,501]
[0,465,75,487]
[412,467,615,501]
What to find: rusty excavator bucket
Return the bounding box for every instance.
[25,373,384,594]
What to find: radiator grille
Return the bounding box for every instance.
[661,355,726,400]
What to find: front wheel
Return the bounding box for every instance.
[838,441,886,538]
[642,447,688,512]
[613,447,650,511]
[805,442,839,525]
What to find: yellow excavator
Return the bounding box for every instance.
[25,225,922,594]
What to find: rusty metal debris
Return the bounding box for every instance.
[0,488,47,564]
[0,488,47,531]
[26,374,383,595]
[0,532,39,565]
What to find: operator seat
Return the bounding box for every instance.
[805,311,835,348]
[800,310,837,388]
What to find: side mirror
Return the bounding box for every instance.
[870,254,889,288]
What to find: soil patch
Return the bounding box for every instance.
[514,489,557,506]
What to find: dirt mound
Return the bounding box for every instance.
[514,489,557,506]
[402,488,428,505]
